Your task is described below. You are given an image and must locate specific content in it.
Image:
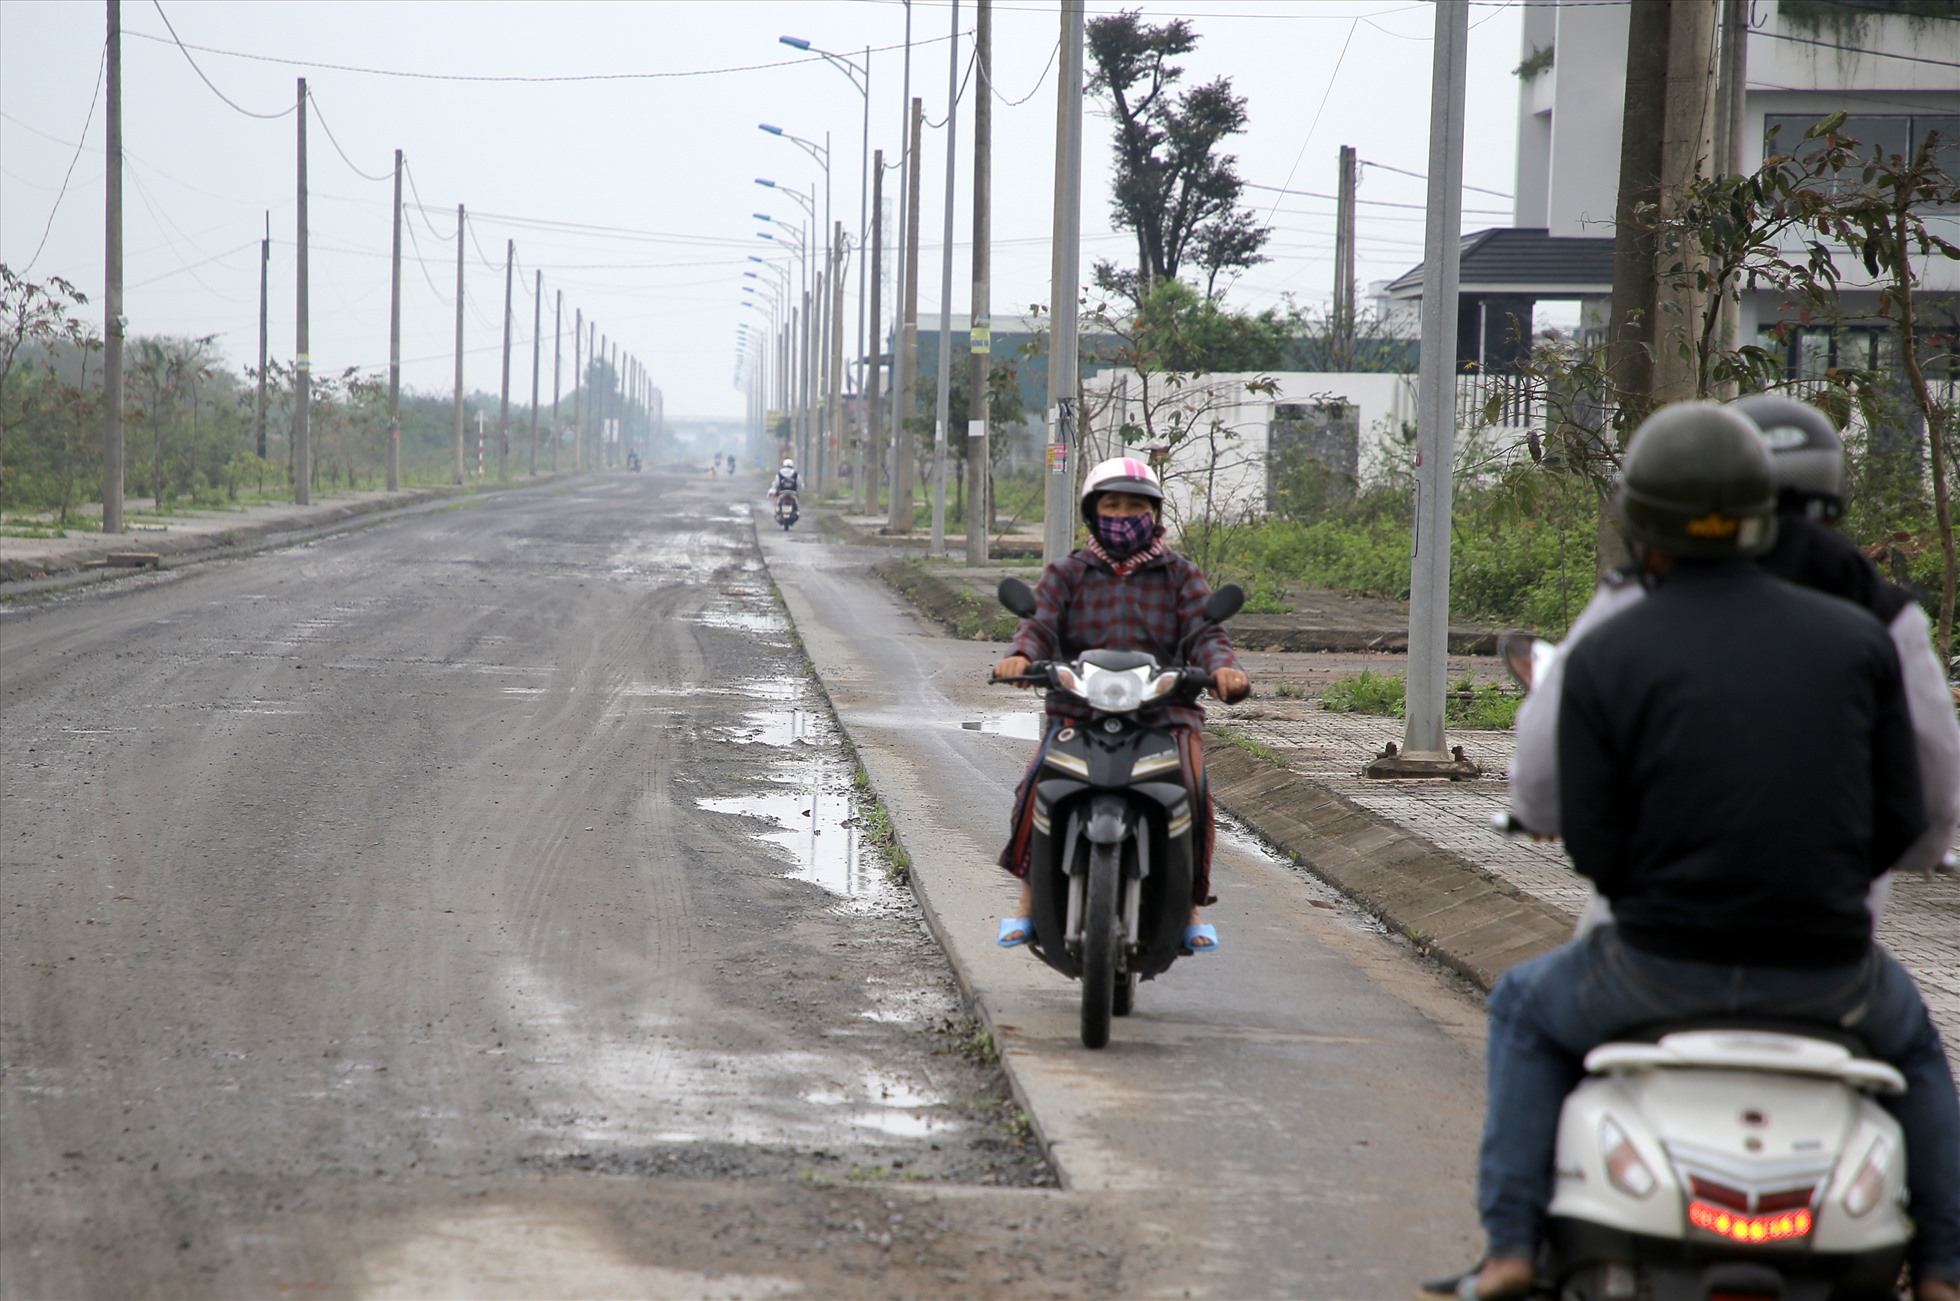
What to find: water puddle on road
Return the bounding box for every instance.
[954,712,1047,742]
[698,690,889,902]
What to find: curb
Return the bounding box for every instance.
[1203,743,1569,993]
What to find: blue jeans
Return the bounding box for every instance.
[1478,926,1960,1283]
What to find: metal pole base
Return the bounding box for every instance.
[1363,742,1482,781]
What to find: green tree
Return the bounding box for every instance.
[1085,11,1269,303]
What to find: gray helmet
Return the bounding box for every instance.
[1616,402,1778,560]
[1729,393,1845,521]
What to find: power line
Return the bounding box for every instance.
[306,91,391,183]
[1246,181,1511,215]
[121,26,960,85]
[1361,157,1513,199]
[1259,17,1360,234]
[148,1,295,120]
[19,44,106,273]
[1752,28,1960,68]
[999,39,1060,107]
[399,158,456,241]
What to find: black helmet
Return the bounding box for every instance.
[1729,393,1845,521]
[1616,402,1778,560]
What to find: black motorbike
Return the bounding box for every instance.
[991,575,1244,1048]
[772,489,799,531]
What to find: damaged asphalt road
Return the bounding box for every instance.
[0,473,1160,1299]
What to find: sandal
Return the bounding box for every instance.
[1181,922,1221,954]
[997,916,1033,948]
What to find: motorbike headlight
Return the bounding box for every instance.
[1840,1134,1894,1218]
[1081,664,1147,713]
[1600,1116,1657,1198]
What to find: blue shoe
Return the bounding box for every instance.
[1182,922,1221,954]
[997,916,1033,948]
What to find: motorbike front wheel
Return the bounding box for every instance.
[1080,840,1120,1048]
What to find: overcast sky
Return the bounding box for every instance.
[1,0,1526,419]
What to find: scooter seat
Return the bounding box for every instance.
[1612,1016,1872,1059]
[1585,1026,1906,1095]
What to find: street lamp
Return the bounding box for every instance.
[761,123,837,495]
[779,34,873,509]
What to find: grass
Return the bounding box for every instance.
[1209,724,1288,767]
[1270,681,1305,699]
[1320,669,1522,730]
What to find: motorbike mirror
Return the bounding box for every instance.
[1498,633,1554,691]
[997,577,1038,618]
[1203,584,1245,624]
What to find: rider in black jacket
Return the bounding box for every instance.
[1452,403,1959,1301]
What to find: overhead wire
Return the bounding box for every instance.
[18,43,106,274]
[121,26,961,85]
[1360,157,1513,199]
[400,159,457,241]
[306,90,392,183]
[148,0,296,119]
[999,39,1060,107]
[1257,16,1359,237]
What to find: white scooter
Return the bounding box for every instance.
[1472,637,1915,1301]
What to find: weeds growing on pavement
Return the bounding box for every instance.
[1208,725,1288,767]
[1321,669,1522,730]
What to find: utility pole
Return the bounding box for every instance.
[452,205,465,485]
[1651,2,1717,406]
[497,239,513,481]
[1711,0,1748,393]
[930,0,961,555]
[572,307,582,472]
[830,223,846,510]
[552,290,562,472]
[890,97,924,533]
[101,0,124,535]
[1366,0,1475,781]
[866,149,885,516]
[1334,144,1358,371]
[528,269,541,475]
[1605,2,1673,441]
[386,148,403,491]
[1043,3,1085,566]
[294,78,311,505]
[816,266,830,493]
[966,0,992,565]
[893,1,915,510]
[256,212,268,462]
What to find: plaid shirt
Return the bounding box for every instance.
[1009,545,1240,731]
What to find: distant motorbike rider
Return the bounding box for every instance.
[770,458,800,497]
[1452,402,1958,1301]
[990,457,1249,953]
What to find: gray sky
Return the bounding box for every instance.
[1,0,1525,420]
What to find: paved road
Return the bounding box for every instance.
[760,522,1493,1299]
[1,473,1130,1299]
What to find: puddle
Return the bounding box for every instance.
[956,712,1047,741]
[800,1071,950,1138]
[692,607,789,637]
[696,781,883,901]
[722,706,822,748]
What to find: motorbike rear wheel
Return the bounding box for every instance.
[1080,841,1120,1048]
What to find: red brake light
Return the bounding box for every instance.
[1687,1201,1813,1243]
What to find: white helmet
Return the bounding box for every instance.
[782,458,795,470]
[1078,456,1163,523]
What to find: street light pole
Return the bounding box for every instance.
[1044,2,1086,567]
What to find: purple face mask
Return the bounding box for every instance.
[1092,510,1156,558]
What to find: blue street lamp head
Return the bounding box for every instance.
[779,36,811,50]
[743,271,758,279]
[758,123,784,136]
[756,232,775,241]
[753,213,772,222]
[748,255,765,264]
[754,178,777,189]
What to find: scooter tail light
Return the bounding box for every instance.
[1840,1135,1894,1219]
[1600,1116,1658,1198]
[1687,1201,1813,1243]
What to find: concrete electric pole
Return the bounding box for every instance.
[387,149,403,491]
[1366,0,1475,781]
[930,0,961,555]
[452,205,466,485]
[890,98,924,533]
[101,0,124,534]
[1043,1,1086,568]
[866,150,885,516]
[966,0,992,565]
[294,78,311,505]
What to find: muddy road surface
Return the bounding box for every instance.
[1,474,1142,1299]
